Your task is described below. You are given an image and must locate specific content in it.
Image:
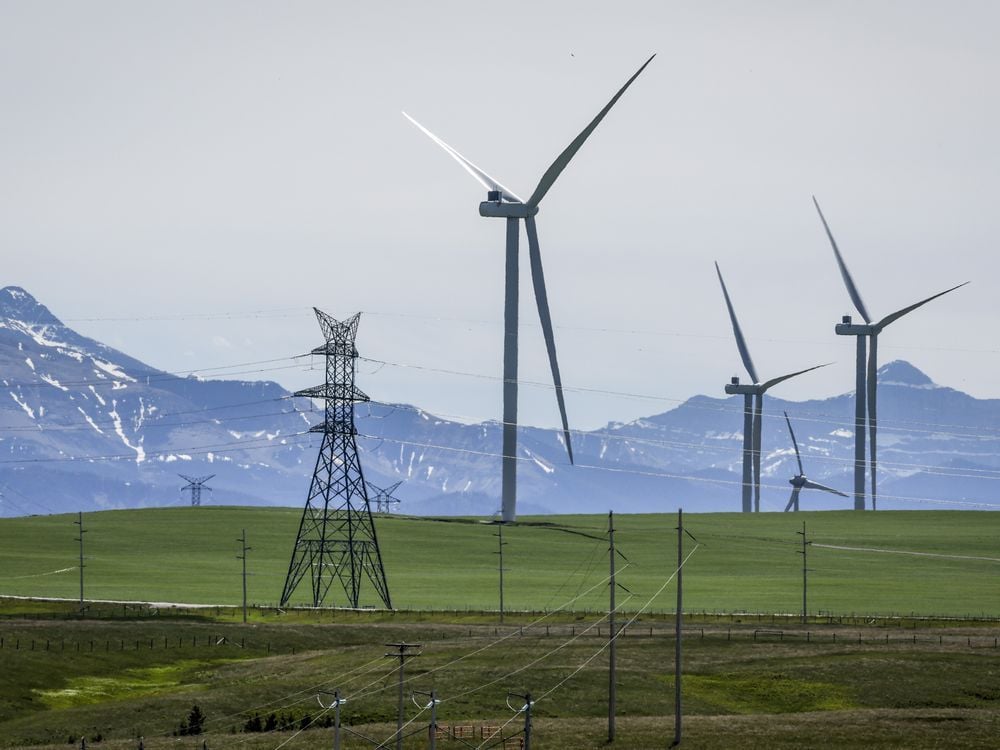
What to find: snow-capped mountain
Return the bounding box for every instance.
[2,286,997,517]
[361,358,1000,514]
[0,286,317,515]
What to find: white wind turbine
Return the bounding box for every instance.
[404,55,655,522]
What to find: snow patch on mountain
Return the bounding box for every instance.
[77,406,105,434]
[40,373,68,392]
[9,391,34,419]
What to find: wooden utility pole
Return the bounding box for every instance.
[797,521,810,625]
[414,689,440,750]
[608,510,617,742]
[385,642,421,750]
[318,689,345,750]
[73,512,86,612]
[237,530,251,624]
[508,691,533,750]
[495,523,507,624]
[672,508,683,747]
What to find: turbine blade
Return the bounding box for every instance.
[874,282,969,331]
[715,262,759,384]
[784,411,804,475]
[402,112,524,203]
[760,362,832,392]
[802,479,849,497]
[812,196,872,324]
[525,216,574,464]
[785,486,801,512]
[526,54,655,209]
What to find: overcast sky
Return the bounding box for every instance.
[2,1,997,431]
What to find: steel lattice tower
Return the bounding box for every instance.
[280,309,392,609]
[179,474,214,507]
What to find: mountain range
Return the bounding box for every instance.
[1,286,997,517]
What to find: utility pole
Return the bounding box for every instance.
[495,523,507,624]
[608,510,617,742]
[385,642,421,750]
[412,690,440,750]
[237,530,251,624]
[318,690,346,750]
[508,691,533,750]
[73,512,86,613]
[797,521,811,625]
[672,508,683,747]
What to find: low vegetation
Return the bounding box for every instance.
[0,508,997,747]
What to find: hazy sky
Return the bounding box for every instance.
[2,1,997,431]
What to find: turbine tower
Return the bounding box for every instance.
[812,197,968,511]
[782,411,848,511]
[404,55,654,523]
[715,262,828,512]
[179,474,214,507]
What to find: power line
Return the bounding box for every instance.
[359,433,1000,509]
[61,304,1000,357]
[357,356,1000,440]
[365,400,1000,482]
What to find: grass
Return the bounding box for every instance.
[0,507,997,617]
[0,508,997,746]
[0,612,998,748]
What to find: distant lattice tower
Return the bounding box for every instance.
[280,310,392,609]
[179,474,214,507]
[366,480,403,514]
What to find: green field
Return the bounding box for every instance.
[0,508,998,617]
[0,610,998,748]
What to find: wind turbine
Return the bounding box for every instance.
[812,197,968,511]
[715,262,829,512]
[405,55,655,523]
[782,411,848,511]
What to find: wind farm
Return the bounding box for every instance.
[2,3,999,748]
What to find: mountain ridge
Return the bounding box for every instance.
[1,287,997,517]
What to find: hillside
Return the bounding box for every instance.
[0,507,996,617]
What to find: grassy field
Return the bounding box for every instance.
[0,508,998,617]
[0,610,998,748]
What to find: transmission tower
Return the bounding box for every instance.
[179,474,215,506]
[280,309,392,609]
[365,480,403,514]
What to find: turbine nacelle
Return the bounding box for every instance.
[479,201,539,219]
[835,319,876,336]
[724,379,760,396]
